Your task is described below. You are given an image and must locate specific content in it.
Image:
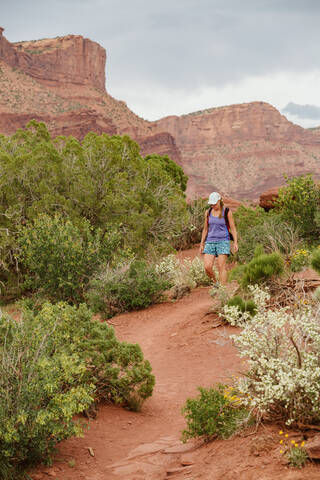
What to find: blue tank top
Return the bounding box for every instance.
[206,208,230,242]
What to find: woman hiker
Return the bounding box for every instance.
[199,192,238,286]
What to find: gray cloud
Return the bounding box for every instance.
[1,0,320,125]
[283,102,320,120]
[2,0,320,87]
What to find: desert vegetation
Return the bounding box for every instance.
[182,174,320,469]
[0,121,209,478]
[1,121,320,476]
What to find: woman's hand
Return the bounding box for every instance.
[199,242,205,254]
[232,241,239,254]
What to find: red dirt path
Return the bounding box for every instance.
[30,250,320,480]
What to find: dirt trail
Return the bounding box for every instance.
[31,252,320,480]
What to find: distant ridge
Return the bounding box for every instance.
[0,27,320,200]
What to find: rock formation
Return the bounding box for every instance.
[1,27,320,201]
[152,103,320,199]
[259,186,281,210]
[0,28,105,90]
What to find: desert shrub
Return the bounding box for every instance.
[230,251,284,288]
[18,214,118,302]
[287,446,308,468]
[86,260,170,317]
[22,301,155,410]
[0,308,94,476]
[173,198,208,249]
[289,248,310,272]
[184,256,213,286]
[0,122,189,299]
[0,301,155,475]
[155,254,212,290]
[233,205,267,236]
[275,174,320,240]
[235,210,301,264]
[314,286,320,303]
[227,296,257,317]
[144,153,187,192]
[239,252,284,287]
[222,285,269,326]
[181,385,249,442]
[278,433,308,468]
[311,248,320,275]
[231,288,320,426]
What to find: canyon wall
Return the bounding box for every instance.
[153,102,320,198]
[1,27,320,200]
[0,28,106,90]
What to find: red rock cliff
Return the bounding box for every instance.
[1,28,320,201]
[0,28,106,90]
[153,102,320,199]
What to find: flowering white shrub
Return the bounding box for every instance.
[222,285,270,326]
[155,254,213,289]
[155,254,180,278]
[184,257,213,287]
[232,297,320,426]
[314,286,320,303]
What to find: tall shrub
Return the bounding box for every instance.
[275,174,320,239]
[0,308,94,476]
[18,214,118,302]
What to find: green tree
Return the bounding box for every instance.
[275,175,320,239]
[0,122,189,299]
[144,153,188,192]
[18,214,118,302]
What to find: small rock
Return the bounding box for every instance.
[30,474,43,480]
[305,434,320,459]
[87,446,95,457]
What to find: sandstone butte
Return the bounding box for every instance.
[1,27,320,201]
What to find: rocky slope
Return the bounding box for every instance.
[154,103,320,198]
[1,27,320,200]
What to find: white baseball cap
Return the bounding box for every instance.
[208,192,221,205]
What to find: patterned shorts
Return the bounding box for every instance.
[203,241,230,257]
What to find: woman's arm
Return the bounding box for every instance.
[227,210,238,253]
[199,210,209,254]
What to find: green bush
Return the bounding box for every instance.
[234,209,301,264]
[144,153,188,192]
[0,308,94,476]
[275,174,320,240]
[24,302,155,410]
[239,252,284,287]
[0,122,189,299]
[181,385,249,442]
[288,446,308,468]
[173,198,208,250]
[86,260,170,317]
[0,301,155,476]
[227,296,257,317]
[311,248,320,275]
[233,205,267,236]
[289,248,310,272]
[18,214,118,302]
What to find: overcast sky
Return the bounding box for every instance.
[2,0,320,127]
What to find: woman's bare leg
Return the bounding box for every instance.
[216,254,228,285]
[203,254,216,280]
